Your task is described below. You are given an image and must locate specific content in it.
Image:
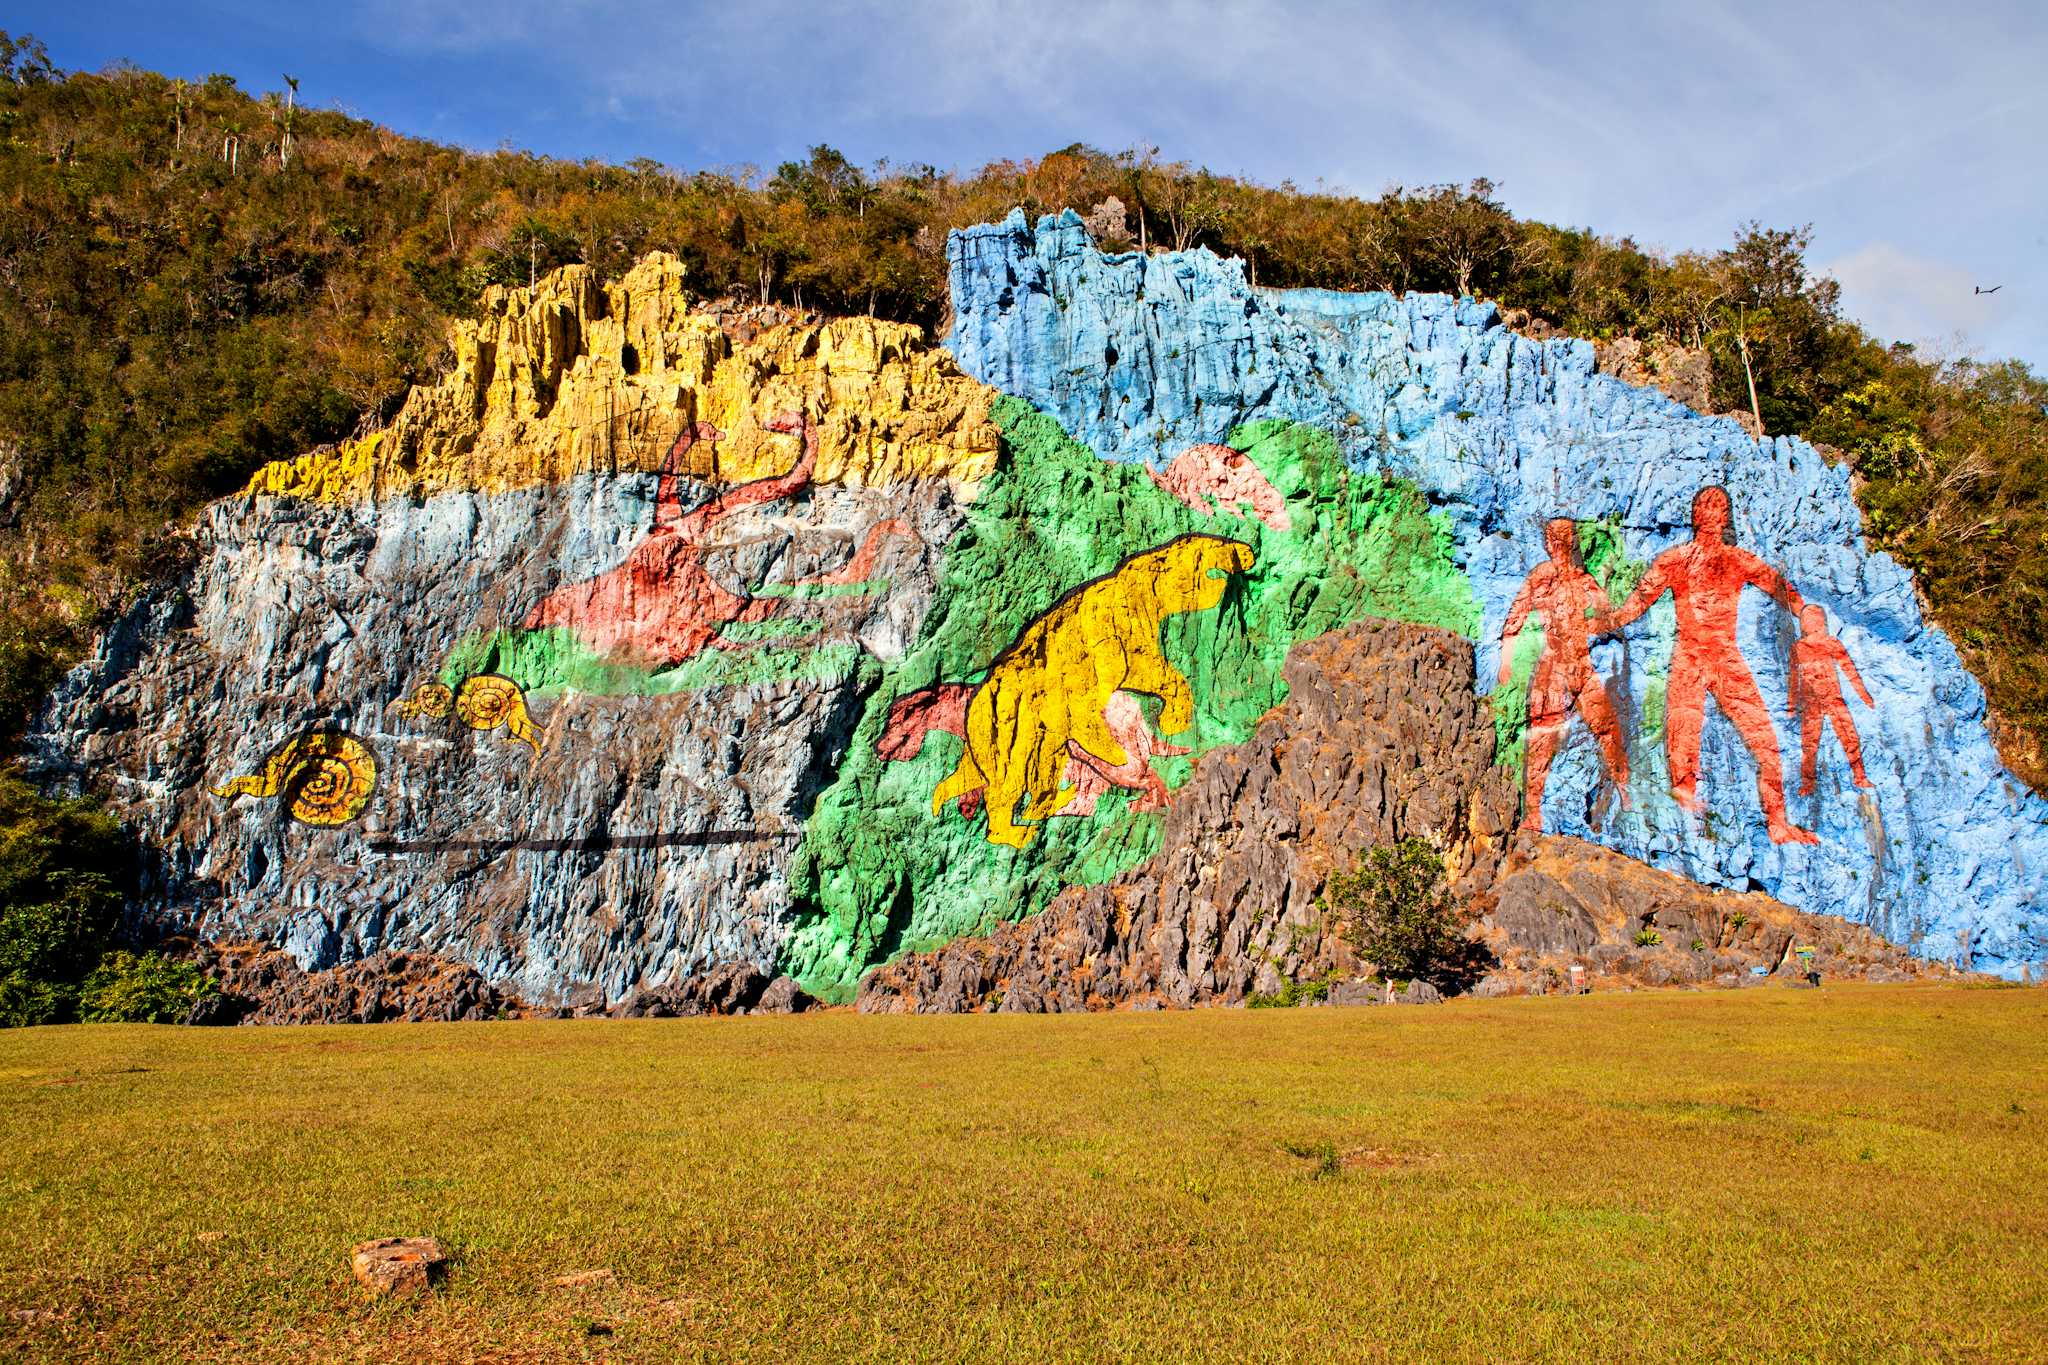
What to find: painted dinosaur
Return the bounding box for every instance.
[904,533,1254,848]
[878,684,1191,818]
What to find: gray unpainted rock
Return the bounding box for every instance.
[28,469,963,1008]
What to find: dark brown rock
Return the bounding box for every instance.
[1474,835,1953,994]
[859,620,1518,1013]
[605,961,782,1018]
[190,943,520,1024]
[181,991,247,1026]
[755,976,812,1014]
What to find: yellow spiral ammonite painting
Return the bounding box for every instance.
[396,673,544,756]
[211,731,378,827]
[394,681,454,720]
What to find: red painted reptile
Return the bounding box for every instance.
[524,413,909,666]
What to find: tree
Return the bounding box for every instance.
[0,31,55,87]
[1703,223,1848,436]
[770,145,869,218]
[1647,251,1725,350]
[1413,178,1519,298]
[1321,838,1469,983]
[1153,166,1234,252]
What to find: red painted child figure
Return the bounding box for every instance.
[1788,604,1873,795]
[1497,517,1631,835]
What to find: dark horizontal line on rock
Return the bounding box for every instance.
[365,831,801,856]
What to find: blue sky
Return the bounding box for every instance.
[18,0,2046,367]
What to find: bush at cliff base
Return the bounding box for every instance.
[77,951,217,1024]
[0,771,133,1025]
[1324,838,1466,984]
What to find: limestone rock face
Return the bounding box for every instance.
[1596,337,1714,414]
[25,224,2048,1008]
[858,620,1515,1012]
[30,270,994,1005]
[946,209,2046,976]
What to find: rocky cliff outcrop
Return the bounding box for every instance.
[245,255,997,501]
[24,221,2046,1012]
[856,623,1946,1013]
[1480,836,1945,991]
[1594,337,1714,415]
[189,942,519,1024]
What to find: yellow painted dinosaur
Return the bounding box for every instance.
[933,533,1255,848]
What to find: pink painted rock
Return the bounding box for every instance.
[350,1237,447,1297]
[1147,443,1292,532]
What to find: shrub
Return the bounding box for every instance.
[0,971,75,1027]
[0,875,119,987]
[1322,838,1468,984]
[1635,928,1664,948]
[77,951,216,1024]
[1246,975,1335,1009]
[0,772,130,1024]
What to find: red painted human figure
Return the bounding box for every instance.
[1602,486,1818,845]
[1788,604,1873,796]
[1497,517,1631,835]
[525,412,908,666]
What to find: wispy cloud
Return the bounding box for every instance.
[1825,243,2009,357]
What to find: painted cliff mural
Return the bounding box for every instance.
[22,221,2047,1006]
[948,209,2045,977]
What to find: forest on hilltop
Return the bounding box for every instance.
[0,33,2044,1019]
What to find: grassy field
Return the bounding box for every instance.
[1,984,2043,1363]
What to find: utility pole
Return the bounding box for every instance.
[1735,305,1765,442]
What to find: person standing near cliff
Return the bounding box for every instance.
[1497,517,1632,835]
[1600,485,1819,846]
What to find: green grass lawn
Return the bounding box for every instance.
[2,983,2043,1362]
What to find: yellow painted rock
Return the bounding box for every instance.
[242,255,996,503]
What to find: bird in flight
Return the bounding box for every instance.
[1974,285,2003,295]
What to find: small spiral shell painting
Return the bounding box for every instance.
[211,730,378,827]
[394,682,453,720]
[397,673,544,756]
